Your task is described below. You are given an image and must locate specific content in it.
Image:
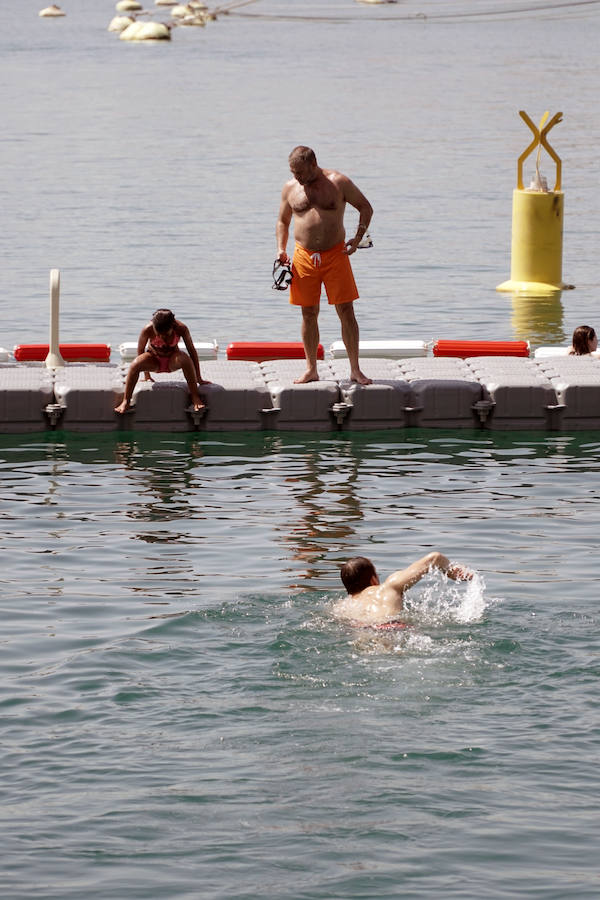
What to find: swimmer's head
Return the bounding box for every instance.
[340,556,378,595]
[571,324,597,355]
[152,308,176,335]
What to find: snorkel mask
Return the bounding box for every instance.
[272,259,293,291]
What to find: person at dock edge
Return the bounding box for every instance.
[276,146,373,385]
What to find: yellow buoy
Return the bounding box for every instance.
[497,110,574,297]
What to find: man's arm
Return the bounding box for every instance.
[338,174,373,255]
[383,551,472,599]
[276,185,293,264]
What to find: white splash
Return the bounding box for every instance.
[404,568,487,626]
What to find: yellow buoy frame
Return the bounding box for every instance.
[497,110,574,296]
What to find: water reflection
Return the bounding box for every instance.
[510,291,565,345]
[272,439,364,590]
[113,437,204,539]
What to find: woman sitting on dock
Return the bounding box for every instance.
[115,308,209,414]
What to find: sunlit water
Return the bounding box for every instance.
[3,1,600,896]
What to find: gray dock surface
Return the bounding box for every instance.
[2,357,600,433]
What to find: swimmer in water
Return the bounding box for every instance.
[334,552,473,627]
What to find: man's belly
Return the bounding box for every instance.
[294,216,345,252]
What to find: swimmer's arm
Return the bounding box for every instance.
[384,552,472,598]
[276,185,293,264]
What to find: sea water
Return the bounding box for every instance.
[2,429,600,898]
[2,0,600,896]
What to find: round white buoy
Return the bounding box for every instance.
[39,4,66,16]
[108,15,135,31]
[120,20,171,40]
[115,0,142,11]
[171,4,192,17]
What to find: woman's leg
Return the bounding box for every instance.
[115,353,158,413]
[172,351,205,411]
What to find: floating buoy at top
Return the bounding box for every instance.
[108,15,135,31]
[171,4,194,16]
[155,0,177,5]
[39,4,66,16]
[120,20,171,40]
[116,0,142,11]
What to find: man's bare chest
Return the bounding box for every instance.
[291,181,342,215]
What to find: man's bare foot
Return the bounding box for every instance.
[191,400,206,412]
[114,399,131,414]
[294,369,319,384]
[350,370,372,385]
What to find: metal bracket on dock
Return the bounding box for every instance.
[545,403,566,431]
[403,406,423,427]
[260,407,280,430]
[187,405,208,429]
[331,401,352,427]
[44,403,66,428]
[472,399,496,425]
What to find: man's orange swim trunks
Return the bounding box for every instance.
[290,241,359,307]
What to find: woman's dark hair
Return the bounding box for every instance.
[152,309,176,334]
[571,325,596,355]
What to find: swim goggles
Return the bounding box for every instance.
[357,230,373,249]
[272,259,293,290]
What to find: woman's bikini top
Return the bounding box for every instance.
[149,329,179,356]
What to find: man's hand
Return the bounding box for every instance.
[278,251,290,265]
[344,239,359,256]
[447,564,473,582]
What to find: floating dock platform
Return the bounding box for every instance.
[2,352,600,433]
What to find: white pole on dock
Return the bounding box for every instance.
[45,268,65,368]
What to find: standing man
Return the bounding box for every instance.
[276,146,373,385]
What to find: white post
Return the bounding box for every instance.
[45,268,65,368]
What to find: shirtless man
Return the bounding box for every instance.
[276,146,373,385]
[334,553,473,626]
